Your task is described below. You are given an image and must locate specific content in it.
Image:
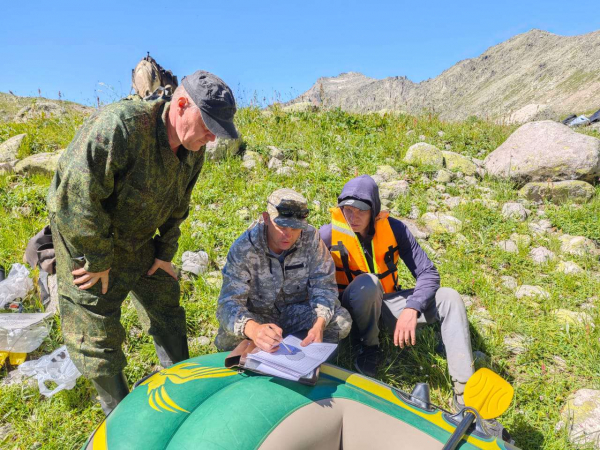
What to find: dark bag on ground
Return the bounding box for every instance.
[24,225,55,275]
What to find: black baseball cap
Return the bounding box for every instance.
[182,70,239,139]
[338,197,372,211]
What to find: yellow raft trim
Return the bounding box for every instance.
[320,364,501,450]
[91,421,107,450]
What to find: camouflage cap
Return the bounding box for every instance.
[267,188,309,230]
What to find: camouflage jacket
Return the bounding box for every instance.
[217,219,338,338]
[47,96,204,272]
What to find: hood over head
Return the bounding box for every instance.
[338,175,381,234]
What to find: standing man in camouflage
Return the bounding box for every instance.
[47,70,238,415]
[216,189,351,352]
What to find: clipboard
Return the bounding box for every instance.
[224,339,320,386]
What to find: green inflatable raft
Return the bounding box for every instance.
[83,353,518,450]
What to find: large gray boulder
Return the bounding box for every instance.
[0,134,26,163]
[560,389,600,448]
[403,143,444,169]
[484,121,600,185]
[519,180,595,204]
[205,137,242,161]
[14,150,63,176]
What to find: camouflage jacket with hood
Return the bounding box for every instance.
[217,219,338,338]
[47,96,205,272]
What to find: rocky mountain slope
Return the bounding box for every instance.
[289,29,600,123]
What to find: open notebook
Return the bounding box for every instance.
[245,336,337,381]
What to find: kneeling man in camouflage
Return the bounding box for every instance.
[216,189,352,352]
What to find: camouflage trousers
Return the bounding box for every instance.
[214,302,352,351]
[51,220,185,379]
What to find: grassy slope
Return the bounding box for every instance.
[0,106,599,449]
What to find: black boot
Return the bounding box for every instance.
[91,372,129,416]
[153,334,190,368]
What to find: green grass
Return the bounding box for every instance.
[0,106,599,449]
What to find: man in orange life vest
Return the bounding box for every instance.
[319,175,474,408]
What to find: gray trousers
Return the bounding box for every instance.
[341,273,474,386]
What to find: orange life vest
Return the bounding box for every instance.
[329,207,400,294]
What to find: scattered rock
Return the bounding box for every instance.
[502,202,529,221]
[242,151,261,170]
[237,208,251,221]
[559,235,599,257]
[443,196,463,209]
[484,121,600,185]
[402,218,430,239]
[519,180,595,204]
[403,142,444,169]
[553,309,595,328]
[510,233,532,248]
[434,169,454,183]
[420,174,431,185]
[515,285,550,300]
[560,389,600,448]
[242,159,257,170]
[442,151,479,176]
[267,157,283,169]
[181,251,209,276]
[529,219,553,235]
[0,161,15,174]
[205,137,242,161]
[472,307,496,329]
[296,161,310,168]
[0,134,26,162]
[418,134,426,141]
[268,145,285,160]
[437,131,445,137]
[421,212,463,234]
[379,180,409,200]
[556,261,583,275]
[504,334,530,355]
[464,176,478,185]
[530,246,556,264]
[328,163,342,175]
[276,166,293,176]
[375,165,399,182]
[14,150,63,176]
[408,205,420,220]
[190,336,211,346]
[462,295,474,308]
[14,101,67,122]
[498,240,518,253]
[501,276,518,291]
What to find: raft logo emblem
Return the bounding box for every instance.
[140,363,236,413]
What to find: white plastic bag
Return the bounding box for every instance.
[0,264,34,308]
[18,346,82,397]
[0,312,52,353]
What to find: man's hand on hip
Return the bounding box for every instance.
[72,268,110,294]
[147,258,178,280]
[244,320,283,353]
[394,308,418,348]
[301,317,326,347]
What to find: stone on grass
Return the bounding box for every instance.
[472,307,496,329]
[515,285,550,300]
[205,271,223,288]
[421,212,463,234]
[529,219,553,235]
[443,196,463,209]
[205,137,242,161]
[375,165,399,182]
[267,157,283,169]
[379,180,409,200]
[14,150,63,176]
[442,151,479,176]
[519,180,595,204]
[328,163,342,175]
[237,208,251,221]
[403,142,444,169]
[0,161,15,174]
[268,145,285,160]
[483,120,600,185]
[497,240,518,253]
[296,161,310,168]
[0,134,26,162]
[510,233,532,248]
[556,261,583,275]
[529,246,556,264]
[559,235,599,257]
[502,202,529,221]
[560,389,600,448]
[553,309,595,328]
[242,159,257,170]
[418,134,426,141]
[402,219,430,239]
[408,205,420,220]
[504,334,530,355]
[181,251,209,276]
[276,166,293,176]
[435,169,454,183]
[501,276,518,291]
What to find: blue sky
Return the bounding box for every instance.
[2,1,599,106]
